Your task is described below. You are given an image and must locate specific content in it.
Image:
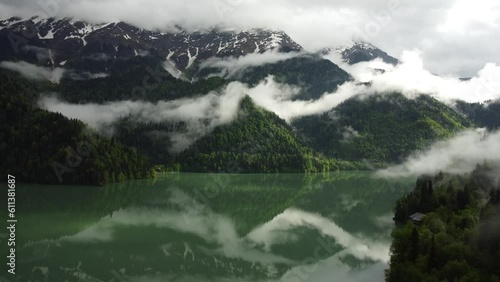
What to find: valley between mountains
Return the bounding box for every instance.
[0,16,499,185]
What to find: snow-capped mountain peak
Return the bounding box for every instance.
[0,16,302,71]
[320,41,398,65]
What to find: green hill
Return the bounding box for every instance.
[175,96,364,173]
[0,71,155,185]
[293,93,474,166]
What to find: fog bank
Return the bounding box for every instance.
[378,129,500,177]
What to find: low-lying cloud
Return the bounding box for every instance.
[199,50,301,78]
[0,61,65,83]
[324,50,500,104]
[65,71,109,80]
[245,77,366,122]
[37,51,500,156]
[39,76,367,152]
[378,129,500,177]
[39,84,246,152]
[21,45,52,62]
[0,60,109,82]
[198,49,500,124]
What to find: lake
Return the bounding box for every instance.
[1,172,415,282]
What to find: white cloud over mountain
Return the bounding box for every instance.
[1,0,500,76]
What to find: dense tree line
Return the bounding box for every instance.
[0,71,155,185]
[294,93,473,165]
[456,100,500,130]
[386,163,500,282]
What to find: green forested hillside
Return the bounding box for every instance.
[175,96,364,173]
[293,93,473,166]
[0,72,155,185]
[49,62,228,103]
[198,55,351,100]
[111,97,365,173]
[386,164,500,282]
[1,54,483,179]
[87,89,476,173]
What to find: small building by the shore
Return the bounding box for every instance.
[410,213,426,224]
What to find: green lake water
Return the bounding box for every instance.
[1,172,415,282]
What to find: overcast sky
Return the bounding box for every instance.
[1,0,499,77]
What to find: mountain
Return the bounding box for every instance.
[51,60,228,103]
[0,16,302,73]
[293,93,473,166]
[0,16,353,103]
[240,55,351,100]
[51,54,352,103]
[0,15,484,177]
[321,41,399,65]
[197,53,352,100]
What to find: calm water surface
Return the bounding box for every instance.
[2,172,415,282]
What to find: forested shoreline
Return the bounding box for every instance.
[386,164,500,282]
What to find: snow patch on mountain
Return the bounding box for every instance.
[0,15,303,72]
